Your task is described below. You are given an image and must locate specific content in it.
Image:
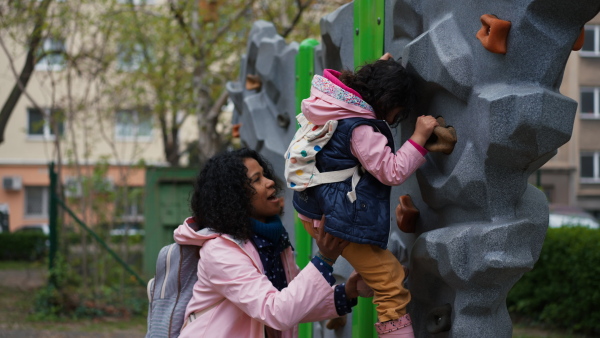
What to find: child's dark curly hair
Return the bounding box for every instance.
[339,59,416,125]
[190,148,282,241]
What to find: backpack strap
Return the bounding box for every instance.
[312,165,362,203]
[345,166,362,203]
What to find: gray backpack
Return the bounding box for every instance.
[146,243,200,338]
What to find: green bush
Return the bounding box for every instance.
[0,233,48,261]
[508,227,600,334]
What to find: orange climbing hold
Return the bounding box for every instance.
[572,27,585,51]
[476,14,511,55]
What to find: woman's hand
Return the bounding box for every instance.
[379,52,393,60]
[314,218,349,264]
[345,271,374,299]
[410,115,439,147]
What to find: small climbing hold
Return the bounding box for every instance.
[572,27,585,51]
[396,194,420,233]
[245,74,262,91]
[425,116,457,155]
[476,14,511,55]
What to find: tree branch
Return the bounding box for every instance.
[168,0,195,48]
[0,0,52,144]
[281,0,313,38]
[207,1,255,48]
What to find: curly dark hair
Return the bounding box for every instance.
[190,148,282,241]
[339,59,417,126]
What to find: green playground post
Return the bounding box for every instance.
[353,0,385,337]
[295,38,319,338]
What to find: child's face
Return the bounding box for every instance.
[385,107,403,124]
[244,157,282,223]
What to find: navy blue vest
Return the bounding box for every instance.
[293,117,395,249]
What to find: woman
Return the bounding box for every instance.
[174,148,366,338]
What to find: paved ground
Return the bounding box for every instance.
[0,268,46,289]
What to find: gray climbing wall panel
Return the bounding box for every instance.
[227,1,600,337]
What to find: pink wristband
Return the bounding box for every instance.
[408,139,428,156]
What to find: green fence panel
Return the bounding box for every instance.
[295,37,319,338]
[143,167,197,277]
[353,0,384,336]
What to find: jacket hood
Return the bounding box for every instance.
[173,217,243,247]
[301,70,375,125]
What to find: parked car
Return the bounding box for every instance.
[109,223,145,236]
[15,224,50,235]
[548,204,599,229]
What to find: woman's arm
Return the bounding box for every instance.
[200,238,339,331]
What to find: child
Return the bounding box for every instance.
[173,148,368,338]
[292,54,438,337]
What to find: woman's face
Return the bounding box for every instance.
[244,157,282,223]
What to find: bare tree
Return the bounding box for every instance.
[0,0,53,144]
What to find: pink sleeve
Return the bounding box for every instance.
[201,239,337,330]
[350,125,427,186]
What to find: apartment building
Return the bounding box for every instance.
[0,0,197,233]
[533,13,600,219]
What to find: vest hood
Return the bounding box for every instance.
[301,74,375,125]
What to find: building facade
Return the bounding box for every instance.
[0,0,197,233]
[533,13,600,219]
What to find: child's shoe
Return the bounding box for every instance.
[375,314,414,337]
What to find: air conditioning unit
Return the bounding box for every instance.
[64,177,82,198]
[3,176,22,191]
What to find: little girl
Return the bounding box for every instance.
[292,54,438,337]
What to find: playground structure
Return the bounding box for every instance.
[227,1,600,337]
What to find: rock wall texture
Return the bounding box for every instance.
[227,1,600,336]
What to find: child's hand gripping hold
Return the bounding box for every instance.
[410,115,439,147]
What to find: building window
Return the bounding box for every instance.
[580,25,600,57]
[27,108,65,140]
[35,38,66,71]
[581,152,600,183]
[25,186,49,217]
[117,43,145,72]
[120,187,144,222]
[580,87,600,119]
[115,109,152,140]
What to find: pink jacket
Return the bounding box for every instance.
[303,69,426,186]
[299,69,427,226]
[174,217,339,338]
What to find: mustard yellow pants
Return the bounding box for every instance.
[302,220,410,322]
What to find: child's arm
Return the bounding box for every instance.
[350,116,438,186]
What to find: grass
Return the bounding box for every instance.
[0,260,45,270]
[513,325,592,338]
[0,264,147,337]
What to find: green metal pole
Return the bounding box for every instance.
[353,0,385,336]
[48,162,58,286]
[295,38,319,338]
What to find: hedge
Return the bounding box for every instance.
[0,232,48,261]
[507,226,600,333]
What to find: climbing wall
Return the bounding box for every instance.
[227,1,600,337]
